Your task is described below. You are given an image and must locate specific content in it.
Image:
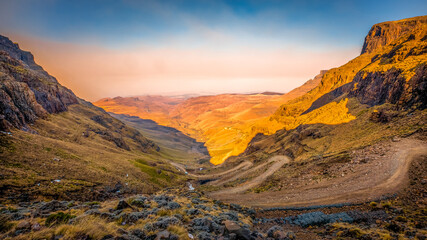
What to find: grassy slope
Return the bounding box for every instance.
[0,102,187,202]
[110,113,210,166]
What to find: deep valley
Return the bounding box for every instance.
[0,13,426,240]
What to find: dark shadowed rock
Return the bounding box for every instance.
[116,200,132,210]
[224,220,251,240]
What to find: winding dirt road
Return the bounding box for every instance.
[169,138,426,208]
[210,156,286,186]
[170,160,252,180]
[209,156,290,195]
[210,138,427,208]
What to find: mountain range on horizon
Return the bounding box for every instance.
[0,13,426,240]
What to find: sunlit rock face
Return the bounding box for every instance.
[361,16,427,54]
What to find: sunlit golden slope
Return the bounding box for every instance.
[197,15,426,164]
[94,95,185,126]
[273,16,427,122]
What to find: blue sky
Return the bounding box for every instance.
[0,0,425,100]
[1,0,426,49]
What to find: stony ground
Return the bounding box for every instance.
[253,152,427,240]
[0,188,295,240]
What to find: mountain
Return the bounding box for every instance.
[95,17,426,168]
[245,15,426,157]
[0,36,78,130]
[273,15,427,121]
[94,71,323,164]
[95,95,186,127]
[204,16,427,204]
[0,35,189,202]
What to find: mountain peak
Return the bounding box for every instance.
[0,35,78,130]
[361,15,427,54]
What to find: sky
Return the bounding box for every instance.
[0,0,426,101]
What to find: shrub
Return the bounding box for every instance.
[381,201,392,209]
[369,202,378,209]
[0,215,13,233]
[45,212,75,227]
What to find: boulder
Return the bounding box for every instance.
[155,230,170,240]
[116,200,132,210]
[16,221,31,230]
[223,220,251,240]
[31,222,41,231]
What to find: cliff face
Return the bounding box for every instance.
[349,64,426,109]
[0,35,78,130]
[361,16,427,54]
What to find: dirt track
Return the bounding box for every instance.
[205,138,427,208]
[170,160,253,180]
[170,138,427,208]
[210,156,286,186]
[209,156,290,194]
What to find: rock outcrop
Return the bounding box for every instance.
[349,64,427,109]
[361,16,427,54]
[0,35,78,130]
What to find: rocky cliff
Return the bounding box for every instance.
[0,35,78,130]
[361,15,427,54]
[274,16,427,120]
[0,34,158,153]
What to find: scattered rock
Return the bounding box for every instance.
[16,221,31,230]
[31,222,41,231]
[116,200,132,210]
[167,201,181,210]
[153,217,180,229]
[155,230,170,240]
[224,220,251,240]
[186,208,201,216]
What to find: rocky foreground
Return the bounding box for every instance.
[0,188,280,240]
[1,163,427,240]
